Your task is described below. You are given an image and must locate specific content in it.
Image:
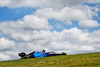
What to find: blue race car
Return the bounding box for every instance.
[18,50,66,59]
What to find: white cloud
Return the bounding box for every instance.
[0,53,11,61]
[79,46,94,51]
[0,37,15,50]
[0,0,100,8]
[0,15,52,43]
[65,20,73,25]
[34,6,100,28]
[0,15,52,37]
[22,15,52,30]
[34,6,88,20]
[79,20,100,28]
[0,0,66,8]
[56,24,63,29]
[0,38,19,61]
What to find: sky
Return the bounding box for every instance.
[0,0,100,61]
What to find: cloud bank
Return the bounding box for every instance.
[0,0,100,8]
[0,27,100,61]
[0,0,100,61]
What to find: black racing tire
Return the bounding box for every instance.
[23,56,29,59]
[61,52,67,55]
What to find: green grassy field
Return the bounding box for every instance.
[0,52,100,67]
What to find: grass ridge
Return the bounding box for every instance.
[0,52,100,67]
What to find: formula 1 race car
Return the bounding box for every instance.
[18,50,67,59]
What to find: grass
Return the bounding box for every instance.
[0,52,100,67]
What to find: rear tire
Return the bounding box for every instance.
[23,56,29,59]
[61,52,67,55]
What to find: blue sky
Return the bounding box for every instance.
[0,7,36,21]
[49,19,80,32]
[0,0,100,61]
